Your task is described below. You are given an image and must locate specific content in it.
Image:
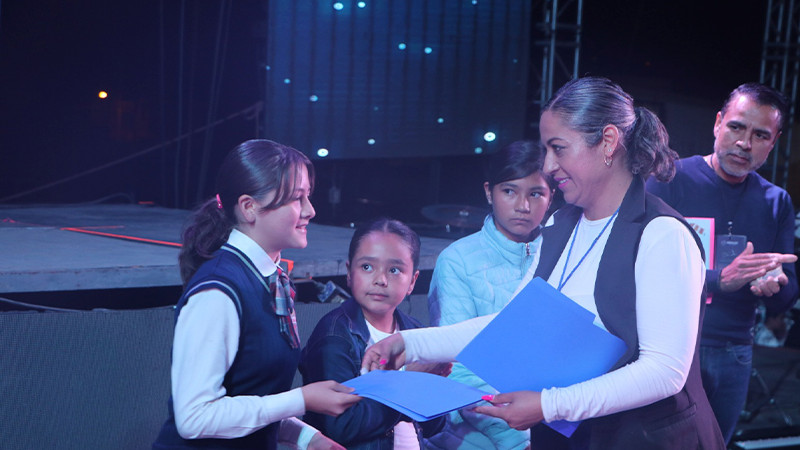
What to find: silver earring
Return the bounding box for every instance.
[604,154,613,167]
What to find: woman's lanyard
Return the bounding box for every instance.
[557,207,620,291]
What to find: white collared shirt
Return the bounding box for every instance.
[171,229,317,446]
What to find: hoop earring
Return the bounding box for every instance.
[604,154,613,167]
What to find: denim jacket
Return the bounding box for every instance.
[299,298,445,449]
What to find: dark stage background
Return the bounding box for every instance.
[1,0,791,226]
[2,2,800,448]
[263,1,530,160]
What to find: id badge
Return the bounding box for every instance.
[714,234,747,270]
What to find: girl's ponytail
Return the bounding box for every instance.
[177,139,314,284]
[178,197,233,284]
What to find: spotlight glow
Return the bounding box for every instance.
[483,132,496,142]
[424,47,432,54]
[437,117,444,123]
[284,78,291,84]
[317,148,329,157]
[398,42,407,50]
[333,2,344,11]
[357,1,366,7]
[309,95,319,102]
[368,138,376,145]
[98,91,108,99]
[474,147,483,154]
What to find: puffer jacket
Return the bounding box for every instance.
[426,214,540,450]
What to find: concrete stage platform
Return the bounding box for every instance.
[0,203,455,295]
[1,203,449,448]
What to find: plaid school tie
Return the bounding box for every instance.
[268,267,301,349]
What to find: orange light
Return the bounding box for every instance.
[98,91,108,99]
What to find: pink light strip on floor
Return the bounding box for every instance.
[60,227,296,273]
[60,227,182,248]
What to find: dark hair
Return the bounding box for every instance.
[543,76,678,182]
[348,218,421,272]
[179,139,315,284]
[486,140,556,190]
[720,82,789,131]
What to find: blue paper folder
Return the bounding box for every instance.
[456,277,628,436]
[342,277,626,434]
[343,369,488,422]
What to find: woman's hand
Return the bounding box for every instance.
[301,381,360,416]
[360,333,407,373]
[473,391,544,430]
[307,431,346,450]
[405,361,452,377]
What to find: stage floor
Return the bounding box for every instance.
[0,203,455,294]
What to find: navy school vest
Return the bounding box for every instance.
[153,244,301,450]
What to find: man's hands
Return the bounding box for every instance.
[719,242,797,296]
[750,265,793,297]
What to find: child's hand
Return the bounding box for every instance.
[307,431,346,450]
[405,361,453,377]
[301,380,361,416]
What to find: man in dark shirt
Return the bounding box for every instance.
[646,82,798,444]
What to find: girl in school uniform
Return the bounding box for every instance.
[153,139,360,450]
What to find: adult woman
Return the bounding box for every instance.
[362,78,725,449]
[426,141,553,450]
[153,140,359,449]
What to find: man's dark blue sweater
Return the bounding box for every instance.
[646,155,797,346]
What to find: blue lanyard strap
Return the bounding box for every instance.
[557,207,620,292]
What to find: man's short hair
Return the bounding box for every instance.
[720,83,790,131]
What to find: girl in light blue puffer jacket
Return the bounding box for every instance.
[426,140,555,450]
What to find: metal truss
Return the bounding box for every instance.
[760,0,800,189]
[526,0,583,134]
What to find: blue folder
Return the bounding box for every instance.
[343,277,626,433]
[343,369,488,422]
[457,277,628,436]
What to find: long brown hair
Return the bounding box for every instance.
[178,139,314,284]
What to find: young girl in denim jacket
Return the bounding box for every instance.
[300,218,449,449]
